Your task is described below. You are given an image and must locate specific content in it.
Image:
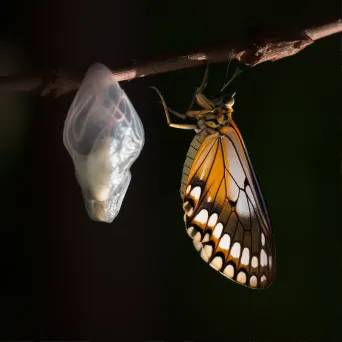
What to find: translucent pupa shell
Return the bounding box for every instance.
[63,63,145,223]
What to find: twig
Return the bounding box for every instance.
[0,19,341,98]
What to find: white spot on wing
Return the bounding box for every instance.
[223,264,234,278]
[241,247,250,265]
[183,201,194,217]
[225,138,245,188]
[251,256,258,268]
[213,223,223,238]
[261,275,267,283]
[207,196,211,202]
[218,234,231,250]
[190,186,201,202]
[200,248,209,262]
[226,175,240,202]
[236,271,247,284]
[208,213,218,228]
[203,244,213,258]
[194,209,209,225]
[260,249,268,267]
[185,185,191,196]
[193,240,202,251]
[236,191,249,219]
[202,233,210,242]
[249,275,258,287]
[187,227,194,237]
[230,242,241,258]
[210,256,223,270]
[269,256,273,268]
[261,233,265,246]
[193,232,202,242]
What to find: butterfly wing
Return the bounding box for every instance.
[181,120,275,289]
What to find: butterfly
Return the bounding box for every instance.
[152,65,276,289]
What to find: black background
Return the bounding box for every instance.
[0,0,341,340]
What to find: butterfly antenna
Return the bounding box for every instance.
[224,56,233,83]
[220,67,243,93]
[219,52,235,93]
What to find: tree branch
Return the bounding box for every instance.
[0,19,341,98]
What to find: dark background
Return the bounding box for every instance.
[0,0,341,339]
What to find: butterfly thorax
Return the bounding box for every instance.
[197,106,234,131]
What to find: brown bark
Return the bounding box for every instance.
[0,19,341,98]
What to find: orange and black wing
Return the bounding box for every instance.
[180,121,276,289]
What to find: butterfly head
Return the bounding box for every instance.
[212,92,235,126]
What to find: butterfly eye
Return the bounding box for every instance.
[222,92,236,108]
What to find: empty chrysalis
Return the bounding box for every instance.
[63,63,145,223]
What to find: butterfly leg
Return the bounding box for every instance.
[187,63,209,108]
[168,107,187,120]
[185,109,214,118]
[190,67,217,111]
[151,86,197,130]
[195,92,216,111]
[186,63,210,111]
